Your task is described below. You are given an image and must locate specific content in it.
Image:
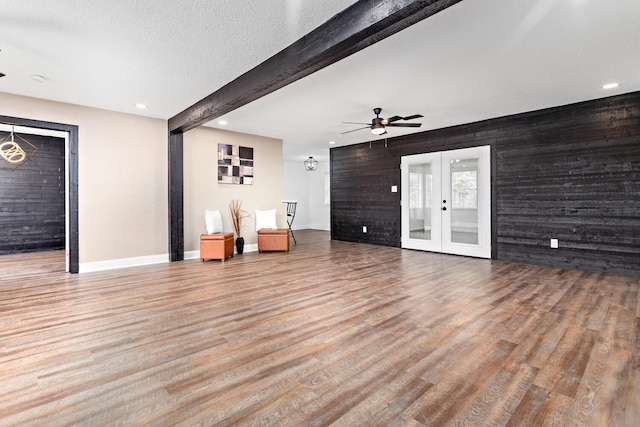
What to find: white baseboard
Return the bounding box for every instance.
[185,244,258,260]
[305,225,330,231]
[244,244,259,253]
[79,253,169,273]
[80,243,262,273]
[293,224,330,231]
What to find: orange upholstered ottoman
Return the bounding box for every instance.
[200,233,234,262]
[257,229,289,252]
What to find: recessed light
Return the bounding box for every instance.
[218,120,228,125]
[329,141,336,145]
[135,103,147,109]
[30,74,46,82]
[602,82,619,90]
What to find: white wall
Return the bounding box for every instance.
[283,160,309,228]
[282,157,330,231]
[308,159,330,230]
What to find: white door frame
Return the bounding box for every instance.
[0,124,70,271]
[401,145,491,259]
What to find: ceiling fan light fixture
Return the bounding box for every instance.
[342,108,423,136]
[304,156,318,171]
[371,123,386,135]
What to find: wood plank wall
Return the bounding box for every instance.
[330,92,640,277]
[0,132,65,254]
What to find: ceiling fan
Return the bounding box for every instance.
[342,107,423,135]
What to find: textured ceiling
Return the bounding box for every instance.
[0,0,357,116]
[1,0,639,163]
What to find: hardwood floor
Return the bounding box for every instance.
[1,230,638,426]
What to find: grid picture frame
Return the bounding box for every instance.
[217,144,254,184]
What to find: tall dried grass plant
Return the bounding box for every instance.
[229,199,249,237]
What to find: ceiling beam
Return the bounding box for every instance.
[168,0,462,133]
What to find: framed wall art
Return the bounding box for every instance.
[217,144,254,184]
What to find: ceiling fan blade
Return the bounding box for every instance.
[340,126,370,135]
[401,114,423,121]
[386,123,422,128]
[342,121,371,125]
[384,115,403,124]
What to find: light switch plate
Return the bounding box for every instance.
[391,186,398,193]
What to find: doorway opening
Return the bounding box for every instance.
[0,116,78,273]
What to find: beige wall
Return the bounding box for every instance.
[0,92,284,265]
[183,127,283,251]
[0,92,168,263]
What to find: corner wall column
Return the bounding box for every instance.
[168,130,184,261]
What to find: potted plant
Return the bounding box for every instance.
[229,199,249,254]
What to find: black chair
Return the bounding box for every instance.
[282,200,297,245]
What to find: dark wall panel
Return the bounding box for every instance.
[330,92,640,277]
[0,132,66,254]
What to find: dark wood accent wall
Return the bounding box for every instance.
[0,132,65,254]
[330,92,640,277]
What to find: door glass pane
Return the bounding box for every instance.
[409,163,432,240]
[450,158,478,244]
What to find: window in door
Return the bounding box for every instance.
[408,164,432,240]
[450,158,479,244]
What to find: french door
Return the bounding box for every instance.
[401,146,491,258]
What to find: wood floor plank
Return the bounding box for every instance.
[0,230,638,425]
[503,311,567,373]
[507,387,574,427]
[566,345,631,427]
[625,317,640,426]
[441,364,538,427]
[533,324,598,398]
[505,383,553,427]
[405,339,518,425]
[342,372,433,427]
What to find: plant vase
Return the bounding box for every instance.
[235,236,244,254]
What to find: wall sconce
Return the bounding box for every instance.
[304,156,318,171]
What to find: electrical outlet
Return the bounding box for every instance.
[550,238,558,248]
[363,226,367,233]
[391,185,398,193]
